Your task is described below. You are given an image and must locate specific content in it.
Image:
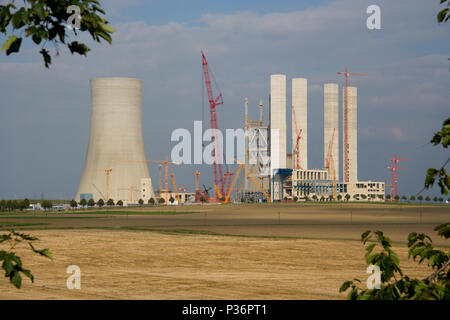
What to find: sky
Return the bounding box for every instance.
[0,0,449,200]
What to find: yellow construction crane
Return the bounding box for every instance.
[214,184,223,200]
[170,173,181,204]
[128,185,138,203]
[221,159,272,203]
[95,167,112,200]
[117,185,138,203]
[222,164,244,203]
[192,169,200,192]
[120,158,180,205]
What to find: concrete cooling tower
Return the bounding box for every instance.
[76,77,155,203]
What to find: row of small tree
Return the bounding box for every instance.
[385,195,447,202]
[283,194,448,203]
[0,199,53,211]
[71,196,182,208]
[0,199,30,211]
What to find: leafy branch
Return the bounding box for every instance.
[424,117,450,195]
[0,0,114,67]
[340,224,450,300]
[438,0,450,23]
[0,229,52,289]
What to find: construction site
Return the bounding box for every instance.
[73,52,394,206]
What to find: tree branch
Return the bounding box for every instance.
[425,259,450,282]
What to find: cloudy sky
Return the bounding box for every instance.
[0,0,449,200]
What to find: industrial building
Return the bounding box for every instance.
[239,73,385,202]
[76,77,155,203]
[75,69,384,204]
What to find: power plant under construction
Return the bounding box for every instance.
[75,53,385,205]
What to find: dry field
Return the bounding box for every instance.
[0,203,448,299]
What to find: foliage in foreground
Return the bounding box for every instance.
[425,117,450,196]
[0,0,114,67]
[339,223,450,299]
[0,230,52,288]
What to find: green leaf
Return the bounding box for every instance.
[361,230,371,244]
[21,268,34,282]
[32,34,42,45]
[32,3,45,20]
[339,281,352,292]
[35,248,52,260]
[40,49,51,68]
[11,8,25,29]
[11,271,21,289]
[2,256,14,274]
[92,5,105,15]
[1,35,22,55]
[435,223,450,239]
[366,243,376,254]
[101,24,115,34]
[438,8,449,22]
[68,41,90,56]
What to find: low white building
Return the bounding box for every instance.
[291,169,385,201]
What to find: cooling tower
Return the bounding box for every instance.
[324,83,339,181]
[343,86,357,183]
[76,77,155,202]
[270,74,287,171]
[292,78,307,170]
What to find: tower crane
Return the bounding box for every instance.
[388,155,410,201]
[170,174,181,204]
[120,157,180,205]
[95,167,112,200]
[324,128,337,200]
[292,105,303,170]
[337,68,368,183]
[118,185,138,203]
[192,169,200,192]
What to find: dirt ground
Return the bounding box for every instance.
[0,229,432,300]
[0,203,448,299]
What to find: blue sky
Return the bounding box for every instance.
[0,0,449,200]
[105,0,330,24]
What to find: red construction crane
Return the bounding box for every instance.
[324,128,337,200]
[202,51,225,196]
[337,68,368,183]
[291,105,303,170]
[388,155,410,201]
[224,170,233,198]
[387,162,395,201]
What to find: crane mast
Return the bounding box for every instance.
[337,68,368,183]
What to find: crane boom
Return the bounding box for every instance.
[233,159,271,202]
[170,174,181,204]
[223,164,244,204]
[202,51,225,196]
